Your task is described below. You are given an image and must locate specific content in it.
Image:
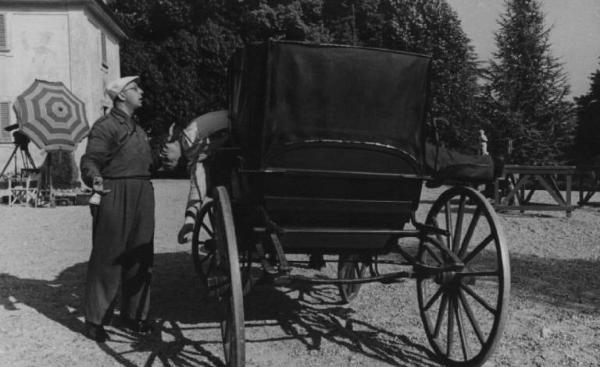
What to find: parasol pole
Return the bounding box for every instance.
[48,150,55,207]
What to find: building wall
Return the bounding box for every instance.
[70,7,121,167]
[0,3,122,181]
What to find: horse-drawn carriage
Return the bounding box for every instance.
[192,41,510,367]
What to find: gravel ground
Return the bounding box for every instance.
[0,179,599,367]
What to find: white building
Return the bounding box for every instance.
[0,0,127,176]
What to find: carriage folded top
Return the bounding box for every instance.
[228,41,432,173]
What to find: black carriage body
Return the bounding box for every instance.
[226,41,432,251]
[201,41,510,367]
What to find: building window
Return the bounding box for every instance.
[0,13,8,51]
[101,32,108,68]
[102,79,112,114]
[0,102,11,142]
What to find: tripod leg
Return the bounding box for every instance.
[23,149,36,170]
[0,146,18,178]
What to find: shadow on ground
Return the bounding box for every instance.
[0,252,438,367]
[1,250,598,366]
[509,253,600,312]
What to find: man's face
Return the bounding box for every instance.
[160,140,182,171]
[120,82,144,109]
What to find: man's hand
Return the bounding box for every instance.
[92,176,110,195]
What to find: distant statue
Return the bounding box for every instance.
[479,129,489,156]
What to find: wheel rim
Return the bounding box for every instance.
[213,186,245,367]
[417,186,510,366]
[338,254,368,303]
[220,292,235,363]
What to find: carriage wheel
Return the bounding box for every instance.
[337,254,369,304]
[213,186,245,367]
[191,198,216,284]
[416,186,510,367]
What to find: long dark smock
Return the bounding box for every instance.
[80,108,154,324]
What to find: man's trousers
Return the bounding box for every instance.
[85,178,155,324]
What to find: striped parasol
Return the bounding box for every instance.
[13,79,90,151]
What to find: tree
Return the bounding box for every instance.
[321,0,483,151]
[109,0,482,152]
[109,0,243,138]
[235,0,331,43]
[574,62,600,162]
[482,0,575,164]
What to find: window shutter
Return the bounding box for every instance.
[0,102,10,140]
[0,14,7,50]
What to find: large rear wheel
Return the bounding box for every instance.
[417,186,510,367]
[213,186,245,367]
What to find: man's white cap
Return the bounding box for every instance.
[105,75,139,100]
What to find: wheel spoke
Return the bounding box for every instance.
[459,206,482,258]
[424,244,443,265]
[359,263,367,275]
[208,209,215,228]
[453,195,466,252]
[446,296,456,356]
[424,286,444,311]
[201,221,213,236]
[353,263,361,276]
[444,202,453,249]
[455,296,471,361]
[463,234,494,264]
[433,293,449,338]
[458,288,485,345]
[430,217,446,249]
[461,283,496,315]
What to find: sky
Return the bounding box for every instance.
[446,0,600,99]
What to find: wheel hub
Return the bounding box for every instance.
[435,270,459,288]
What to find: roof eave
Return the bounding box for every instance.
[0,0,129,40]
[87,0,130,41]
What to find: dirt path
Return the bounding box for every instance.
[0,180,598,366]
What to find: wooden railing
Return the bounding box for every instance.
[493,165,576,217]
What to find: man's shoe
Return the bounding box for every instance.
[84,322,108,343]
[120,317,155,334]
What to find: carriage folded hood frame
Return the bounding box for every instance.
[229,41,432,170]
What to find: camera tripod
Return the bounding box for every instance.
[0,136,36,178]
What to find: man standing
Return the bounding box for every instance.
[80,76,155,342]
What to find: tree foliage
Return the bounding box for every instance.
[481,0,575,164]
[574,63,600,162]
[109,0,482,151]
[109,0,242,138]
